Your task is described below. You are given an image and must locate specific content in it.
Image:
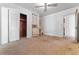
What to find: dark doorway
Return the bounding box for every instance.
[20,13,27,38]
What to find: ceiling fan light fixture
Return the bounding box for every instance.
[38,3,44,5]
[35,3,58,12]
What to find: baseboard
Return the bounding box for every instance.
[64,36,75,40]
[43,33,63,38]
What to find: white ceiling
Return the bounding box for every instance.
[15,3,79,16]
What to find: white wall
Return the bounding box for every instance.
[0,3,32,39]
[1,7,9,44]
[9,8,20,42]
[42,7,79,37]
[0,7,1,44]
[0,3,39,39]
[0,3,39,44]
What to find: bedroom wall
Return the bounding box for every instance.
[0,7,1,42]
[0,3,39,39]
[1,7,9,44]
[42,7,79,37]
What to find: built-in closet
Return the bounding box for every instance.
[32,13,40,37]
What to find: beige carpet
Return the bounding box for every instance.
[0,36,79,55]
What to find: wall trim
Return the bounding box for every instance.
[44,33,63,37]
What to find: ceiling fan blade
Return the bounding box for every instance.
[35,5,44,8]
[48,3,58,7]
[44,3,47,12]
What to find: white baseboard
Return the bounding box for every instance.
[44,33,63,37]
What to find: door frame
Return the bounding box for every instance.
[19,13,27,39]
[75,9,78,42]
[63,17,65,38]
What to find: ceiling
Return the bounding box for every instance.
[15,3,79,16]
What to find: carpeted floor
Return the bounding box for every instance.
[0,36,79,55]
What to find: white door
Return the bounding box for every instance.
[64,14,75,40]
[9,9,20,42]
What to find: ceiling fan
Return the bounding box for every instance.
[35,3,58,12]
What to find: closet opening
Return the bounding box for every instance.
[20,13,27,39]
[63,13,76,41]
